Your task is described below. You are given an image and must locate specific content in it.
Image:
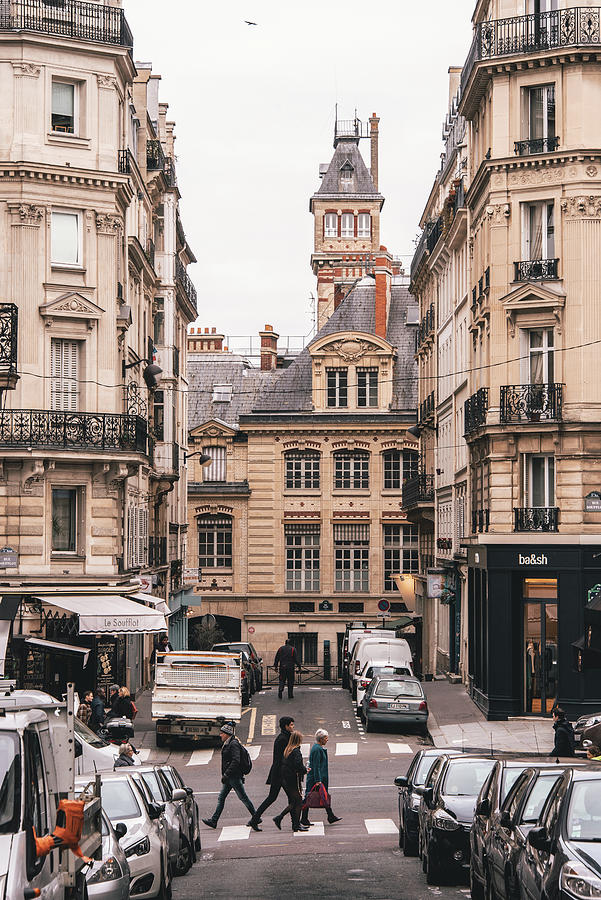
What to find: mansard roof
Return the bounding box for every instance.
[311,139,384,206]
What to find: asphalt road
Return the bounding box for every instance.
[137,684,468,899]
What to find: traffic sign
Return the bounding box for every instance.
[377,598,391,613]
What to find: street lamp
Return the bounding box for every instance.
[184,450,212,466]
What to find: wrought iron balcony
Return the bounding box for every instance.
[402,473,435,509]
[145,239,155,269]
[175,257,197,310]
[417,304,435,347]
[515,137,559,156]
[514,507,559,532]
[514,258,559,281]
[472,508,490,533]
[419,391,435,425]
[0,0,133,51]
[410,227,430,282]
[170,558,183,591]
[500,383,563,423]
[426,216,443,253]
[147,139,165,172]
[0,303,18,390]
[0,410,147,453]
[118,149,131,174]
[462,8,601,95]
[164,157,177,188]
[464,387,489,434]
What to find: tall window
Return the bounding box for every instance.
[524,454,555,507]
[153,390,164,441]
[51,210,80,266]
[383,524,419,591]
[334,524,369,592]
[288,633,317,665]
[198,515,232,568]
[525,84,555,142]
[357,213,371,238]
[383,450,401,490]
[52,487,77,553]
[340,213,354,237]
[327,368,348,408]
[357,367,378,407]
[51,80,75,133]
[285,524,320,591]
[403,449,419,482]
[203,445,227,482]
[334,450,369,489]
[51,338,79,410]
[522,201,554,260]
[528,329,554,384]
[526,0,558,12]
[285,451,320,489]
[324,213,337,237]
[127,505,148,568]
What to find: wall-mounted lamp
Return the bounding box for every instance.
[184,450,212,466]
[122,357,163,389]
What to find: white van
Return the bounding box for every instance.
[349,636,413,699]
[342,627,383,689]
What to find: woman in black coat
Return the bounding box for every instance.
[273,731,309,832]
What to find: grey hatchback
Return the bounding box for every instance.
[361,676,428,734]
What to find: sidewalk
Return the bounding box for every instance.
[426,679,553,755]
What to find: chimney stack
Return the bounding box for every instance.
[187,326,224,353]
[369,113,380,191]
[374,246,393,339]
[259,324,279,371]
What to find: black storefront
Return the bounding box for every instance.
[468,543,601,721]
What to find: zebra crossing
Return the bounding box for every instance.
[163,739,415,767]
[210,817,398,843]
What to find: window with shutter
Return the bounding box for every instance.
[51,339,79,411]
[137,507,148,567]
[203,446,227,482]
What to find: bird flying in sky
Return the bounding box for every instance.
[244,20,258,25]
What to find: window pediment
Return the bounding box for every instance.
[500,283,566,337]
[40,292,104,328]
[309,331,394,362]
[189,419,237,439]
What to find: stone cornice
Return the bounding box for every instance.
[0,163,133,199]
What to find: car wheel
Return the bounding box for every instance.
[157,861,171,900]
[426,848,442,885]
[470,864,485,900]
[174,835,193,876]
[156,732,167,748]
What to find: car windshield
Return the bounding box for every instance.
[102,780,141,820]
[74,717,110,750]
[567,780,601,841]
[374,680,422,698]
[414,755,440,787]
[0,732,20,834]
[443,760,495,797]
[140,771,163,802]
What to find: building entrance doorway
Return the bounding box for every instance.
[523,578,558,714]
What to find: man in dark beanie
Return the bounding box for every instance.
[202,722,257,830]
[248,716,295,831]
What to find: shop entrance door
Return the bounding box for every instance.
[523,578,558,714]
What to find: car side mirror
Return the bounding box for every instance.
[414,786,433,807]
[476,798,490,817]
[171,788,187,802]
[528,826,550,852]
[148,802,165,821]
[184,787,193,797]
[114,822,127,840]
[394,776,409,789]
[499,810,511,828]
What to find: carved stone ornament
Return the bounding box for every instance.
[587,166,598,178]
[561,196,601,219]
[13,63,41,77]
[328,339,374,362]
[485,203,511,224]
[508,167,564,187]
[17,204,44,225]
[95,213,122,234]
[96,74,118,89]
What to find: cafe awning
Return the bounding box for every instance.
[17,636,91,666]
[36,594,167,634]
[130,591,171,617]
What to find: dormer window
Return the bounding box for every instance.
[357,368,378,407]
[212,384,232,402]
[340,163,354,191]
[327,368,348,408]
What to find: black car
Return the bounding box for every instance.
[212,642,263,691]
[418,753,496,885]
[517,766,601,900]
[573,709,601,750]
[470,758,554,900]
[394,748,450,856]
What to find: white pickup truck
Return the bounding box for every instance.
[152,650,242,746]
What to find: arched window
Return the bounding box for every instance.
[324,213,338,238]
[284,450,320,490]
[197,514,232,568]
[333,450,369,490]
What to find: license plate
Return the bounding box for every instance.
[175,725,211,734]
[389,703,409,710]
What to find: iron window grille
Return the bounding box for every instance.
[334,450,369,489]
[285,451,320,490]
[285,524,320,592]
[197,515,232,568]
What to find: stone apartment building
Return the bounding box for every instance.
[0,0,196,695]
[411,0,601,719]
[186,119,420,671]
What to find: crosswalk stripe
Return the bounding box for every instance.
[335,742,358,756]
[387,742,413,754]
[186,749,214,767]
[137,748,151,762]
[293,822,325,836]
[218,825,250,842]
[248,746,261,760]
[364,818,398,835]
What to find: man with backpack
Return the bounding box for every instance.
[202,722,258,831]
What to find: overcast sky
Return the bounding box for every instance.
[125,0,475,345]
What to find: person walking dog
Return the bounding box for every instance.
[273,730,308,832]
[274,639,301,700]
[301,729,342,826]
[202,722,257,829]
[248,716,294,831]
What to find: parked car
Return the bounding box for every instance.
[395,748,454,856]
[417,754,496,885]
[78,771,171,900]
[356,662,412,712]
[350,635,413,699]
[340,623,373,688]
[573,709,601,749]
[517,766,601,900]
[74,715,142,773]
[361,676,428,734]
[159,763,201,853]
[130,766,194,876]
[86,810,131,900]
[212,642,263,691]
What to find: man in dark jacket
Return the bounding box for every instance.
[89,689,105,733]
[202,723,257,830]
[248,716,294,830]
[274,640,301,699]
[550,707,576,757]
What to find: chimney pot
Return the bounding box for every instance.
[259,326,279,371]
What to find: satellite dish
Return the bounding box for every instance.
[200,614,216,628]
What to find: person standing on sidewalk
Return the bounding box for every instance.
[301,729,341,827]
[274,639,301,700]
[550,707,576,757]
[248,716,294,830]
[273,730,308,832]
[202,723,257,830]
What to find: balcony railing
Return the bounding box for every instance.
[118,149,131,174]
[464,387,489,434]
[0,410,147,453]
[472,508,490,533]
[418,304,435,347]
[426,216,443,253]
[514,258,559,281]
[145,239,155,269]
[149,536,167,567]
[147,139,165,172]
[462,8,601,95]
[402,473,435,508]
[500,383,563,423]
[514,507,559,532]
[515,136,560,155]
[410,227,430,282]
[0,0,133,50]
[419,391,435,425]
[175,257,197,310]
[0,303,18,388]
[164,157,177,188]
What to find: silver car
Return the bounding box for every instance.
[131,766,193,876]
[361,676,429,734]
[78,771,171,900]
[159,764,201,854]
[86,811,130,900]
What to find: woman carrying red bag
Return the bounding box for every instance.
[301,729,342,826]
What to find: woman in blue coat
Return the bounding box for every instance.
[301,729,342,826]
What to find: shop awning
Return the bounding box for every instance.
[130,592,171,617]
[17,636,91,666]
[36,594,167,634]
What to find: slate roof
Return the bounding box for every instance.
[187,353,274,430]
[311,139,383,203]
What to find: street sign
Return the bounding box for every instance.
[586,491,601,512]
[319,600,333,612]
[377,598,390,613]
[248,626,255,634]
[0,547,17,569]
[379,611,392,619]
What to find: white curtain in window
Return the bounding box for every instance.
[203,445,226,482]
[51,338,78,410]
[51,212,79,264]
[52,81,74,116]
